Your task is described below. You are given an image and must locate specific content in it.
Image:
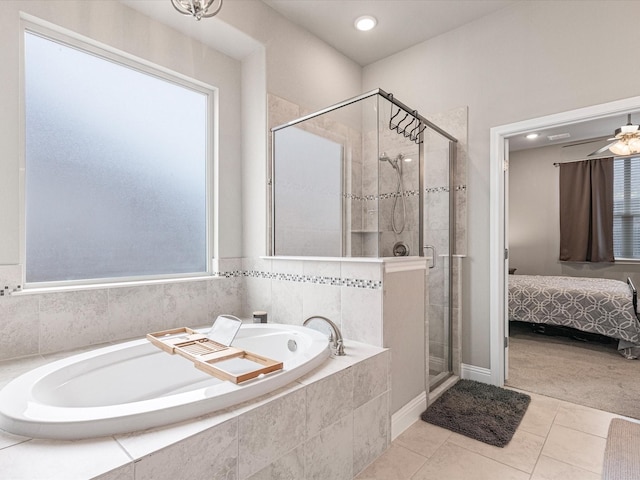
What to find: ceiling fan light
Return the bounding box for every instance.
[619,124,640,136]
[596,113,640,157]
[609,140,631,156]
[629,137,640,154]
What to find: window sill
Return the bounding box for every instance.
[615,258,640,265]
[11,275,220,296]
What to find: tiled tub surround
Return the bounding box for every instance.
[2,253,460,439]
[1,253,454,475]
[0,257,388,363]
[0,340,389,480]
[243,256,447,436]
[0,260,244,362]
[242,257,385,348]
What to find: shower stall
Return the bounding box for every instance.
[270,89,457,391]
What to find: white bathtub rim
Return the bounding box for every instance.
[0,324,331,440]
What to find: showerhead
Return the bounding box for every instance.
[379,152,401,171]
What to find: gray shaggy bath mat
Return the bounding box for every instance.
[421,379,530,447]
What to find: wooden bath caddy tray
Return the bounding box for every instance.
[147,327,283,384]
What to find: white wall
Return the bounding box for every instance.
[509,145,561,276]
[363,0,640,369]
[510,142,640,285]
[219,1,362,116]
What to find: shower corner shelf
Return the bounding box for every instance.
[146,327,283,384]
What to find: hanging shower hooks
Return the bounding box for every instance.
[408,116,424,141]
[388,99,427,144]
[391,110,410,133]
[402,112,418,139]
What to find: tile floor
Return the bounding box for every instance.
[356,388,627,480]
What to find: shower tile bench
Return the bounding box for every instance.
[0,339,389,480]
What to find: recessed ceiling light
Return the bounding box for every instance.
[355,15,377,31]
[525,133,539,140]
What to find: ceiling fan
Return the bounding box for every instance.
[588,113,640,156]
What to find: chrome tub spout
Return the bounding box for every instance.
[303,316,345,356]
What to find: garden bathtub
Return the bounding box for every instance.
[0,323,330,439]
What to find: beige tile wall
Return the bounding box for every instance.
[0,260,244,361]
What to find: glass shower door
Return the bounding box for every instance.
[424,133,453,390]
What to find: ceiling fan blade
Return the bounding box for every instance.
[562,138,608,148]
[588,141,617,156]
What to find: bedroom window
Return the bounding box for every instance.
[24,28,212,285]
[613,156,640,259]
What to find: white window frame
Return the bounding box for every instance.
[20,17,216,289]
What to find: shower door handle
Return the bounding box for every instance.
[424,245,436,269]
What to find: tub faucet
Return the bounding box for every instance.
[303,316,345,356]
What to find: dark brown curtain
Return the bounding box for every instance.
[559,158,614,262]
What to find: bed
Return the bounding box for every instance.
[508,275,640,358]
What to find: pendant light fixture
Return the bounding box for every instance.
[170,0,223,21]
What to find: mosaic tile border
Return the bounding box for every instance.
[425,184,467,193]
[345,184,467,201]
[212,270,382,289]
[345,190,420,201]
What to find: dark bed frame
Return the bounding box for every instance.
[628,277,638,317]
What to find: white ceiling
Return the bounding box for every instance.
[262,0,518,67]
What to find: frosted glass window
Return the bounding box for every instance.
[24,31,209,283]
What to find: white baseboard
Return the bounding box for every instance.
[461,363,492,383]
[391,391,427,440]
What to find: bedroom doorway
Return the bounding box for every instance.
[489,95,640,387]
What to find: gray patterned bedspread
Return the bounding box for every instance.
[509,275,640,345]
